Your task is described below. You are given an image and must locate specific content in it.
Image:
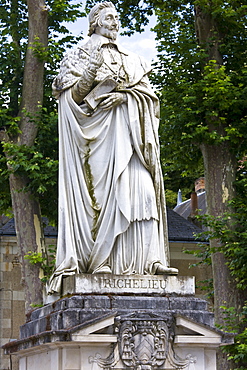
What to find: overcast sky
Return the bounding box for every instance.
[65,1,157,64]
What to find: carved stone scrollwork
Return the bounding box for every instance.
[89,313,197,370]
[89,344,118,370]
[167,350,197,369]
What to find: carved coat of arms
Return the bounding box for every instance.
[118,315,169,370]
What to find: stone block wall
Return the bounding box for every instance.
[0,237,57,370]
[0,236,25,370]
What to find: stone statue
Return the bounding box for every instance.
[48,1,177,294]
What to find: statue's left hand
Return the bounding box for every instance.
[96,92,127,110]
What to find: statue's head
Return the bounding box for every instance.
[88,2,119,40]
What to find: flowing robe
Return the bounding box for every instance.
[48,35,170,294]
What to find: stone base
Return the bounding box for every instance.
[62,273,195,296]
[3,292,233,370]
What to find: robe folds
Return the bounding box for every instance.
[47,36,170,294]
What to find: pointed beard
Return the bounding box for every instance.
[103,29,118,41]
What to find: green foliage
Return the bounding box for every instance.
[153,1,247,176]
[24,245,56,283]
[25,251,44,265]
[184,240,214,299]
[220,303,247,370]
[185,242,212,268]
[157,57,247,165]
[29,36,50,62]
[2,140,58,192]
[0,107,59,221]
[196,278,214,301]
[188,159,247,368]
[195,203,247,291]
[0,0,86,220]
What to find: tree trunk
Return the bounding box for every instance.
[201,142,245,370]
[8,0,48,311]
[9,174,45,309]
[9,0,22,116]
[195,5,243,369]
[20,0,48,146]
[201,141,238,315]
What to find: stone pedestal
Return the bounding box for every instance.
[3,275,233,370]
[62,273,195,296]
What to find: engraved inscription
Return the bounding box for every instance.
[100,277,167,290]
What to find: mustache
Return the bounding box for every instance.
[107,26,119,31]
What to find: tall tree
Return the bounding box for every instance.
[153,1,247,336]
[0,0,85,311]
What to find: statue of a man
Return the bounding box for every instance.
[48,2,177,294]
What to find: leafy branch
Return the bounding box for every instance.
[24,245,56,283]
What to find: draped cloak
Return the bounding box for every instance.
[47,34,170,294]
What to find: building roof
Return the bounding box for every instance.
[173,191,206,220]
[0,218,57,237]
[166,207,204,242]
[0,209,204,243]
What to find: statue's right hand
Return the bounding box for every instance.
[89,45,104,70]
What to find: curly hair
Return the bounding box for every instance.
[88,2,116,36]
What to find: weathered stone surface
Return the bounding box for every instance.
[18,294,214,340]
[29,303,54,322]
[48,2,175,296]
[19,317,48,339]
[3,294,234,370]
[61,273,195,296]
